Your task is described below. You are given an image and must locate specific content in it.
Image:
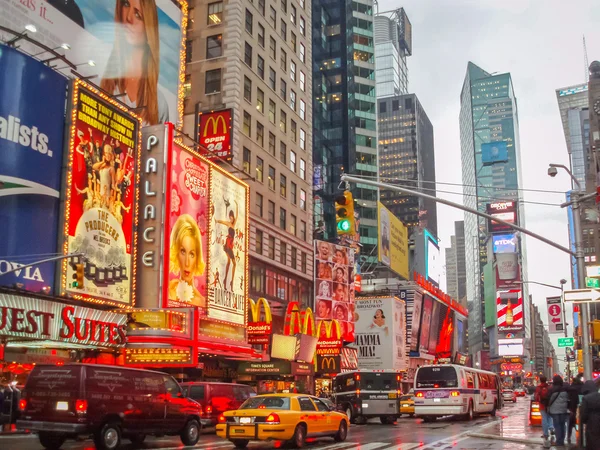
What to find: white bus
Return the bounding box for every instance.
[413,364,502,421]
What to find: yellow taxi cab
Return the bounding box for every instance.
[216,393,349,449]
[400,394,415,417]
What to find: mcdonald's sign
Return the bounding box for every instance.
[248,298,273,345]
[316,355,341,374]
[284,302,317,337]
[196,109,233,161]
[316,320,343,356]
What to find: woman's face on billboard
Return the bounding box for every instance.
[121,0,147,46]
[178,235,197,283]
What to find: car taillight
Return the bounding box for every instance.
[19,399,27,411]
[75,399,88,413]
[218,414,226,423]
[450,391,460,397]
[415,392,424,398]
[266,413,280,424]
[206,405,213,414]
[434,384,439,388]
[355,389,360,397]
[355,374,360,381]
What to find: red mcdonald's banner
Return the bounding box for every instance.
[196,109,233,161]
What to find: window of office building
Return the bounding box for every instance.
[205,69,221,94]
[300,128,306,150]
[244,42,252,66]
[299,71,305,91]
[291,182,297,204]
[257,55,265,78]
[299,16,305,35]
[257,88,264,113]
[258,0,265,15]
[291,32,297,52]
[280,174,287,197]
[268,166,275,190]
[268,201,275,224]
[290,150,296,172]
[269,68,276,90]
[208,2,223,25]
[291,246,297,269]
[280,79,287,100]
[256,122,264,147]
[299,43,305,63]
[256,229,263,253]
[243,111,251,136]
[245,9,253,34]
[300,220,306,241]
[290,90,296,111]
[280,207,286,230]
[280,110,287,133]
[268,235,275,259]
[290,61,296,81]
[290,4,296,24]
[300,189,306,210]
[270,36,276,60]
[268,132,276,156]
[281,49,287,72]
[270,6,277,28]
[290,214,296,236]
[206,34,222,58]
[269,99,276,123]
[243,147,251,174]
[280,242,287,264]
[243,76,252,102]
[300,99,306,120]
[256,193,263,217]
[256,157,264,182]
[291,120,297,142]
[280,142,287,164]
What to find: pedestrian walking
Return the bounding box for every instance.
[580,377,600,450]
[547,375,570,447]
[567,375,583,443]
[535,375,554,448]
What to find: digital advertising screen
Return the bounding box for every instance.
[419,295,433,354]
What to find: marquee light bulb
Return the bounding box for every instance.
[25,24,37,33]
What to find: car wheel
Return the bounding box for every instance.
[334,420,347,442]
[38,432,66,450]
[230,439,250,449]
[180,418,201,446]
[129,434,146,446]
[291,423,306,448]
[380,416,395,424]
[422,416,435,423]
[94,422,122,450]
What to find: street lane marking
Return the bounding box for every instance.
[418,418,498,449]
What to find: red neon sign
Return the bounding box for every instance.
[414,272,467,317]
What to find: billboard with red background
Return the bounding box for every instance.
[61,80,140,306]
[165,143,209,310]
[196,109,233,160]
[497,289,524,332]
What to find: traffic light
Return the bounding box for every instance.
[335,190,355,235]
[72,264,84,289]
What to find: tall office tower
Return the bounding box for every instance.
[312,0,378,264]
[445,221,467,305]
[459,62,529,368]
[183,0,315,320]
[373,9,411,98]
[377,94,437,236]
[556,84,589,191]
[446,238,458,299]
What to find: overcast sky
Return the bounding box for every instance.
[376,0,600,365]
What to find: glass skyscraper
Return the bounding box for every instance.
[459,62,529,363]
[312,0,378,263]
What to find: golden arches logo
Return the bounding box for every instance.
[248,297,272,323]
[320,356,338,371]
[284,302,316,336]
[316,320,342,339]
[203,114,227,136]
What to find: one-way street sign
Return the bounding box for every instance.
[563,289,600,303]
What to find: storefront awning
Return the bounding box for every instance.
[197,342,262,360]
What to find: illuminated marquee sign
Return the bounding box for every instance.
[486,202,518,233]
[0,294,126,347]
[125,347,192,365]
[413,272,468,317]
[316,320,343,356]
[195,109,233,160]
[248,298,273,345]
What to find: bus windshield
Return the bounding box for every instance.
[416,366,458,388]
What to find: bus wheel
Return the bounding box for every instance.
[423,416,435,423]
[345,407,355,424]
[464,401,474,421]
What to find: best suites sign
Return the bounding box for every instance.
[0,295,126,348]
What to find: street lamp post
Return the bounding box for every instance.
[548,163,593,380]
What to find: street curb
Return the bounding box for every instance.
[467,432,543,446]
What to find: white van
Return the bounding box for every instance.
[413,364,502,421]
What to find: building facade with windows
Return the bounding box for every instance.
[445,221,467,307]
[312,0,378,264]
[459,62,529,367]
[377,94,437,236]
[183,0,314,320]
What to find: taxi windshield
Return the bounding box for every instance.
[240,396,291,410]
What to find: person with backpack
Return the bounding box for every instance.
[547,375,570,447]
[535,376,554,448]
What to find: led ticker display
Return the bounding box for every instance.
[487,201,518,233]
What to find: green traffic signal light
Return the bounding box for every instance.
[338,219,351,232]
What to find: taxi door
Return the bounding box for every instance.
[297,397,321,435]
[312,397,335,433]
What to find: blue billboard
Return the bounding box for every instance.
[0,44,67,292]
[481,141,508,166]
[492,233,517,253]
